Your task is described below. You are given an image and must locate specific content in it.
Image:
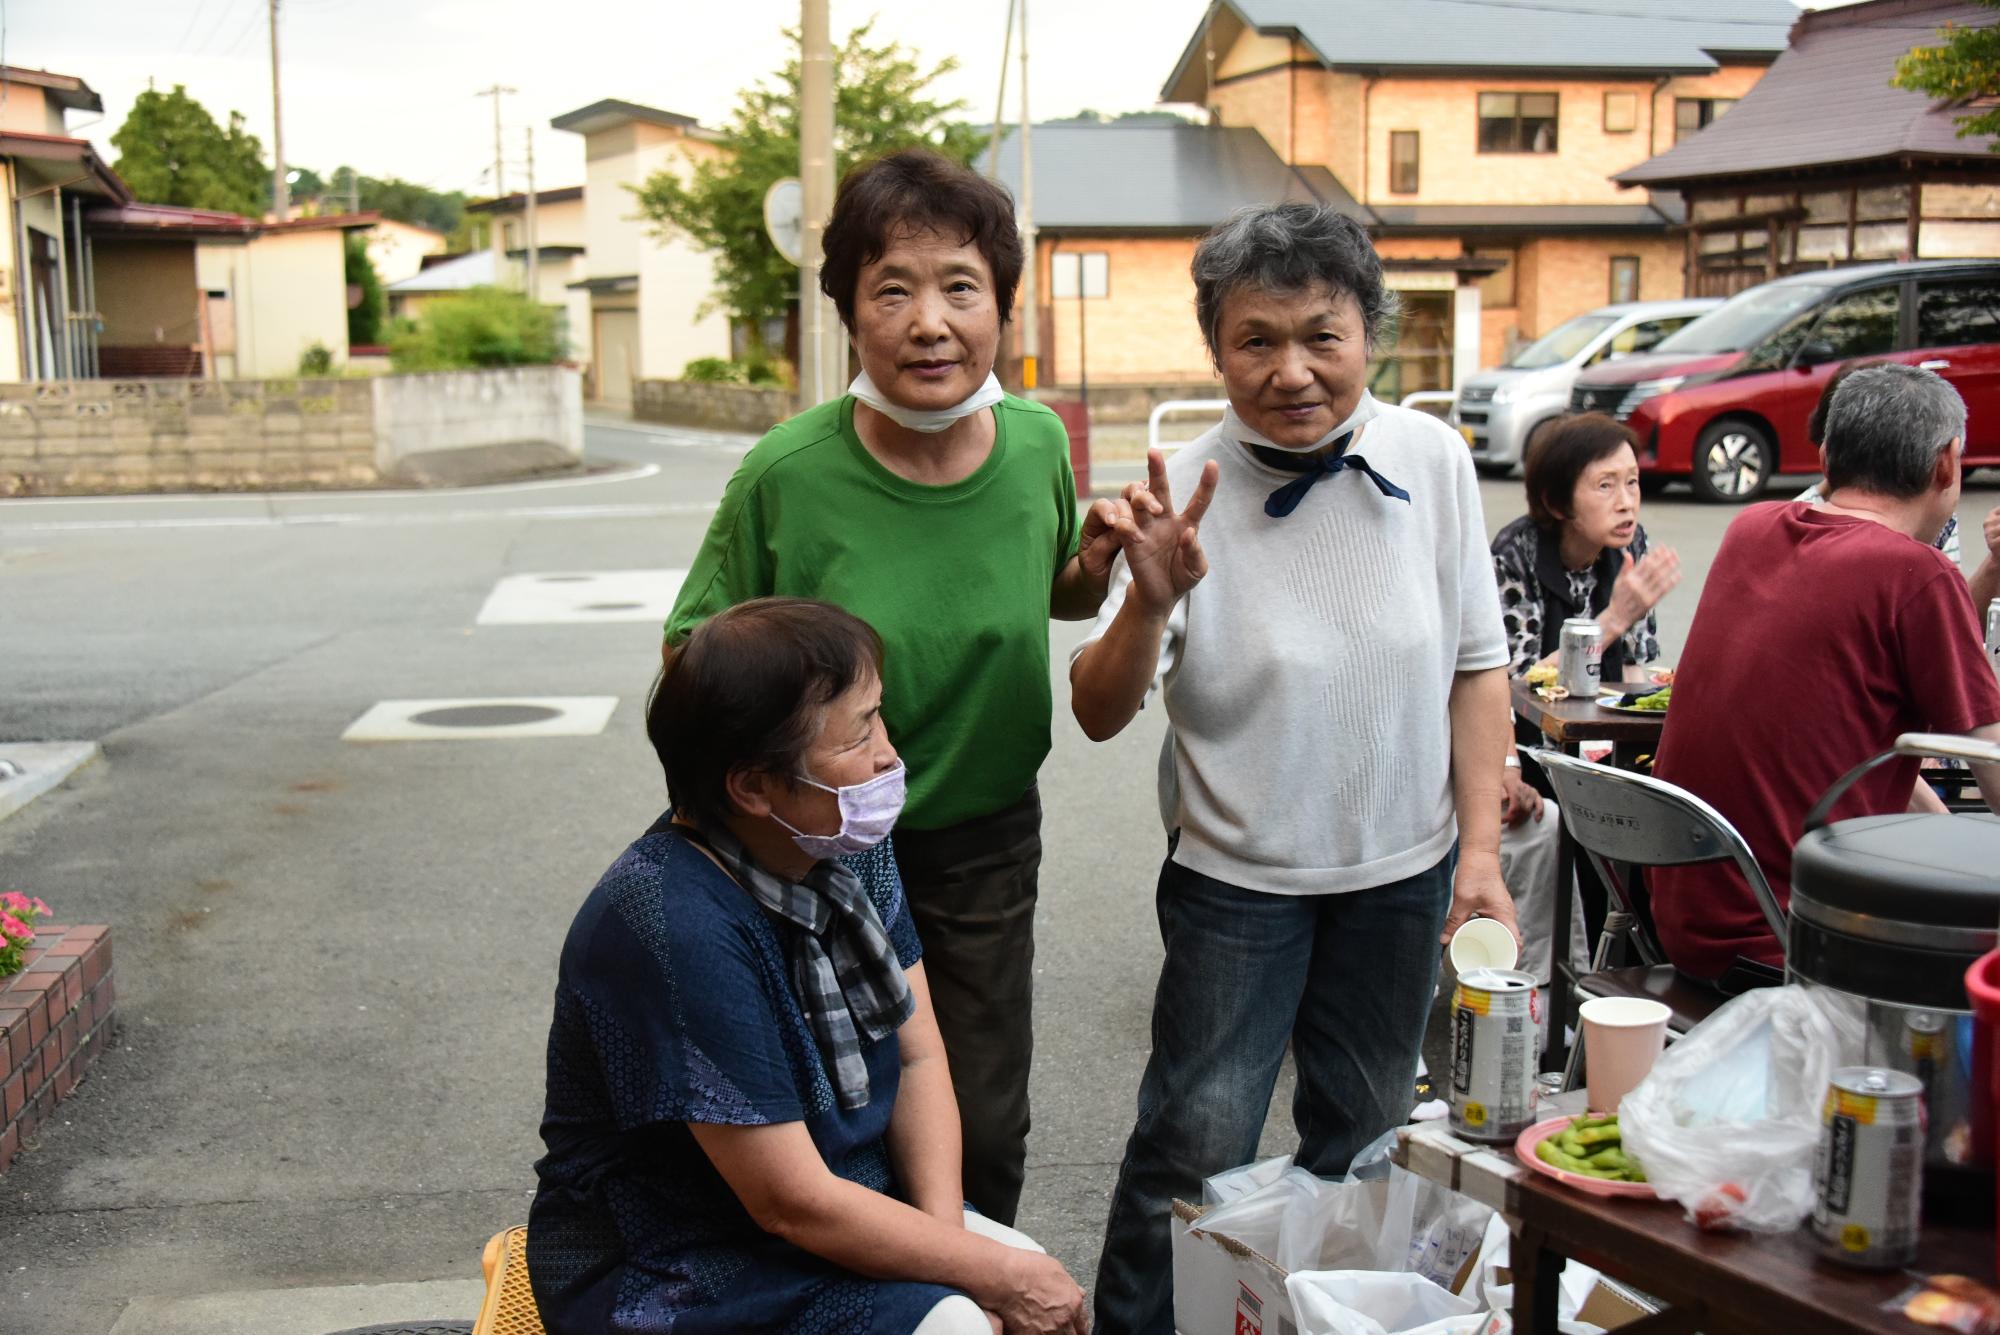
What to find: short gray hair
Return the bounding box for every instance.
[1191,203,1399,363]
[1821,363,1966,499]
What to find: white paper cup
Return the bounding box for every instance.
[1449,917,1519,975]
[1579,996,1672,1114]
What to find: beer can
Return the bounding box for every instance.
[1557,618,1605,698]
[1449,967,1540,1143]
[1986,601,1999,664]
[1811,1067,1925,1269]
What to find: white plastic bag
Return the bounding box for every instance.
[1619,984,1866,1232]
[1285,1269,1478,1335]
[1270,1166,1491,1289]
[1470,1213,1604,1334]
[1202,1153,1295,1206]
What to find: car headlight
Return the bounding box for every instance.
[1618,377,1687,415]
[1489,382,1522,405]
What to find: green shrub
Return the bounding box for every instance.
[345,233,386,347]
[682,356,745,384]
[389,287,561,372]
[297,342,335,376]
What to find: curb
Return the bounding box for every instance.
[0,742,101,824]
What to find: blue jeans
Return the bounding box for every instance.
[1092,848,1454,1335]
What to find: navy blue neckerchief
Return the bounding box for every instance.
[1249,431,1410,518]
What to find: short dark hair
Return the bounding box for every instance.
[820,148,1023,332]
[648,598,885,830]
[1523,413,1641,531]
[1821,363,1966,500]
[1191,203,1399,364]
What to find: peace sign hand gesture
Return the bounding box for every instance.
[1119,448,1220,616]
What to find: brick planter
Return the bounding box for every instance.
[0,925,116,1173]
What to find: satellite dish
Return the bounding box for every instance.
[764,177,804,266]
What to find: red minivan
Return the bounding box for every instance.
[1566,260,2000,501]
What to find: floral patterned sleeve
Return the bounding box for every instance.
[1491,530,1545,678]
[1623,524,1661,665]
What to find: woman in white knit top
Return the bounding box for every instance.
[1072,203,1518,1335]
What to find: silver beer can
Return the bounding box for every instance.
[1811,1066,1925,1269]
[1449,967,1540,1143]
[1986,600,1999,665]
[1557,617,1605,698]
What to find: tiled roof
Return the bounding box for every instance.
[1618,0,2000,186]
[1164,0,1799,100]
[992,122,1370,230]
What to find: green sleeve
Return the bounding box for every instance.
[1054,419,1082,567]
[663,461,774,646]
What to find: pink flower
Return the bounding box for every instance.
[0,892,27,914]
[30,899,48,916]
[0,914,31,942]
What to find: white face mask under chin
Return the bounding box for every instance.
[1224,391,1379,454]
[850,369,1004,434]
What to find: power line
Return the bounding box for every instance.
[175,0,212,53]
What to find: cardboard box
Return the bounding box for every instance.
[1171,1198,1654,1335]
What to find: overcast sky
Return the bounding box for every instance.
[11,1,1865,203]
[9,0,1217,198]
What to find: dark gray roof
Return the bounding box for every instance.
[1371,202,1681,232]
[550,99,708,138]
[1617,0,2000,187]
[1163,0,1798,99]
[991,123,1370,230]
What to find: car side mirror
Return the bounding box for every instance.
[1796,339,1838,367]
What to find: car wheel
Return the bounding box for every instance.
[1690,419,1774,503]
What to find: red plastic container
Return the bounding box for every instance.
[1964,948,2000,1275]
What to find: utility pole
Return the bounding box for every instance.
[1017,0,1038,394]
[344,165,359,215]
[799,0,837,407]
[985,0,1016,179]
[475,84,516,266]
[269,0,287,222]
[524,126,539,302]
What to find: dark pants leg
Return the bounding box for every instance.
[1092,850,1457,1335]
[1092,858,1321,1335]
[892,787,1042,1226]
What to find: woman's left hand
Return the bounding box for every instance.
[1608,545,1682,631]
[1440,854,1519,948]
[1077,497,1136,580]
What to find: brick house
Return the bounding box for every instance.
[998,0,1797,400]
[1614,0,2000,297]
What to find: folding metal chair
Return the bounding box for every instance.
[1528,748,1789,1092]
[472,1225,545,1335]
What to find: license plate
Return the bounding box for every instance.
[1459,425,1476,446]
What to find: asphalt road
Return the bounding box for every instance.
[1,419,1995,1335]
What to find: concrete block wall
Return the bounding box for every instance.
[634,379,794,435]
[0,370,581,497]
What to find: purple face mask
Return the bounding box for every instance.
[773,760,907,860]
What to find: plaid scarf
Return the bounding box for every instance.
[685,821,914,1111]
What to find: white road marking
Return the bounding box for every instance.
[1,500,718,534]
[342,696,620,742]
[476,569,687,625]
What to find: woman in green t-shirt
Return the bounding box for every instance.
[664,148,1131,1227]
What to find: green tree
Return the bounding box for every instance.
[343,170,469,238]
[346,233,386,347]
[388,288,561,371]
[633,20,985,340]
[111,85,268,217]
[1894,4,2000,145]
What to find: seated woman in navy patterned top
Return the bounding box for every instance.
[527,597,1087,1335]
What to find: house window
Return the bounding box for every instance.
[1478,92,1558,153]
[1603,92,1637,134]
[1390,131,1419,193]
[1674,98,1736,143]
[1051,251,1109,299]
[1609,256,1640,304]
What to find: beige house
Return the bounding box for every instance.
[998,0,1798,399]
[0,66,131,380]
[463,186,592,363]
[363,217,448,286]
[550,99,732,406]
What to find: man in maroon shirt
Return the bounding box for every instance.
[1652,363,2000,983]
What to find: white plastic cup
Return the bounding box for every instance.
[1579,996,1672,1114]
[1449,917,1519,975]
